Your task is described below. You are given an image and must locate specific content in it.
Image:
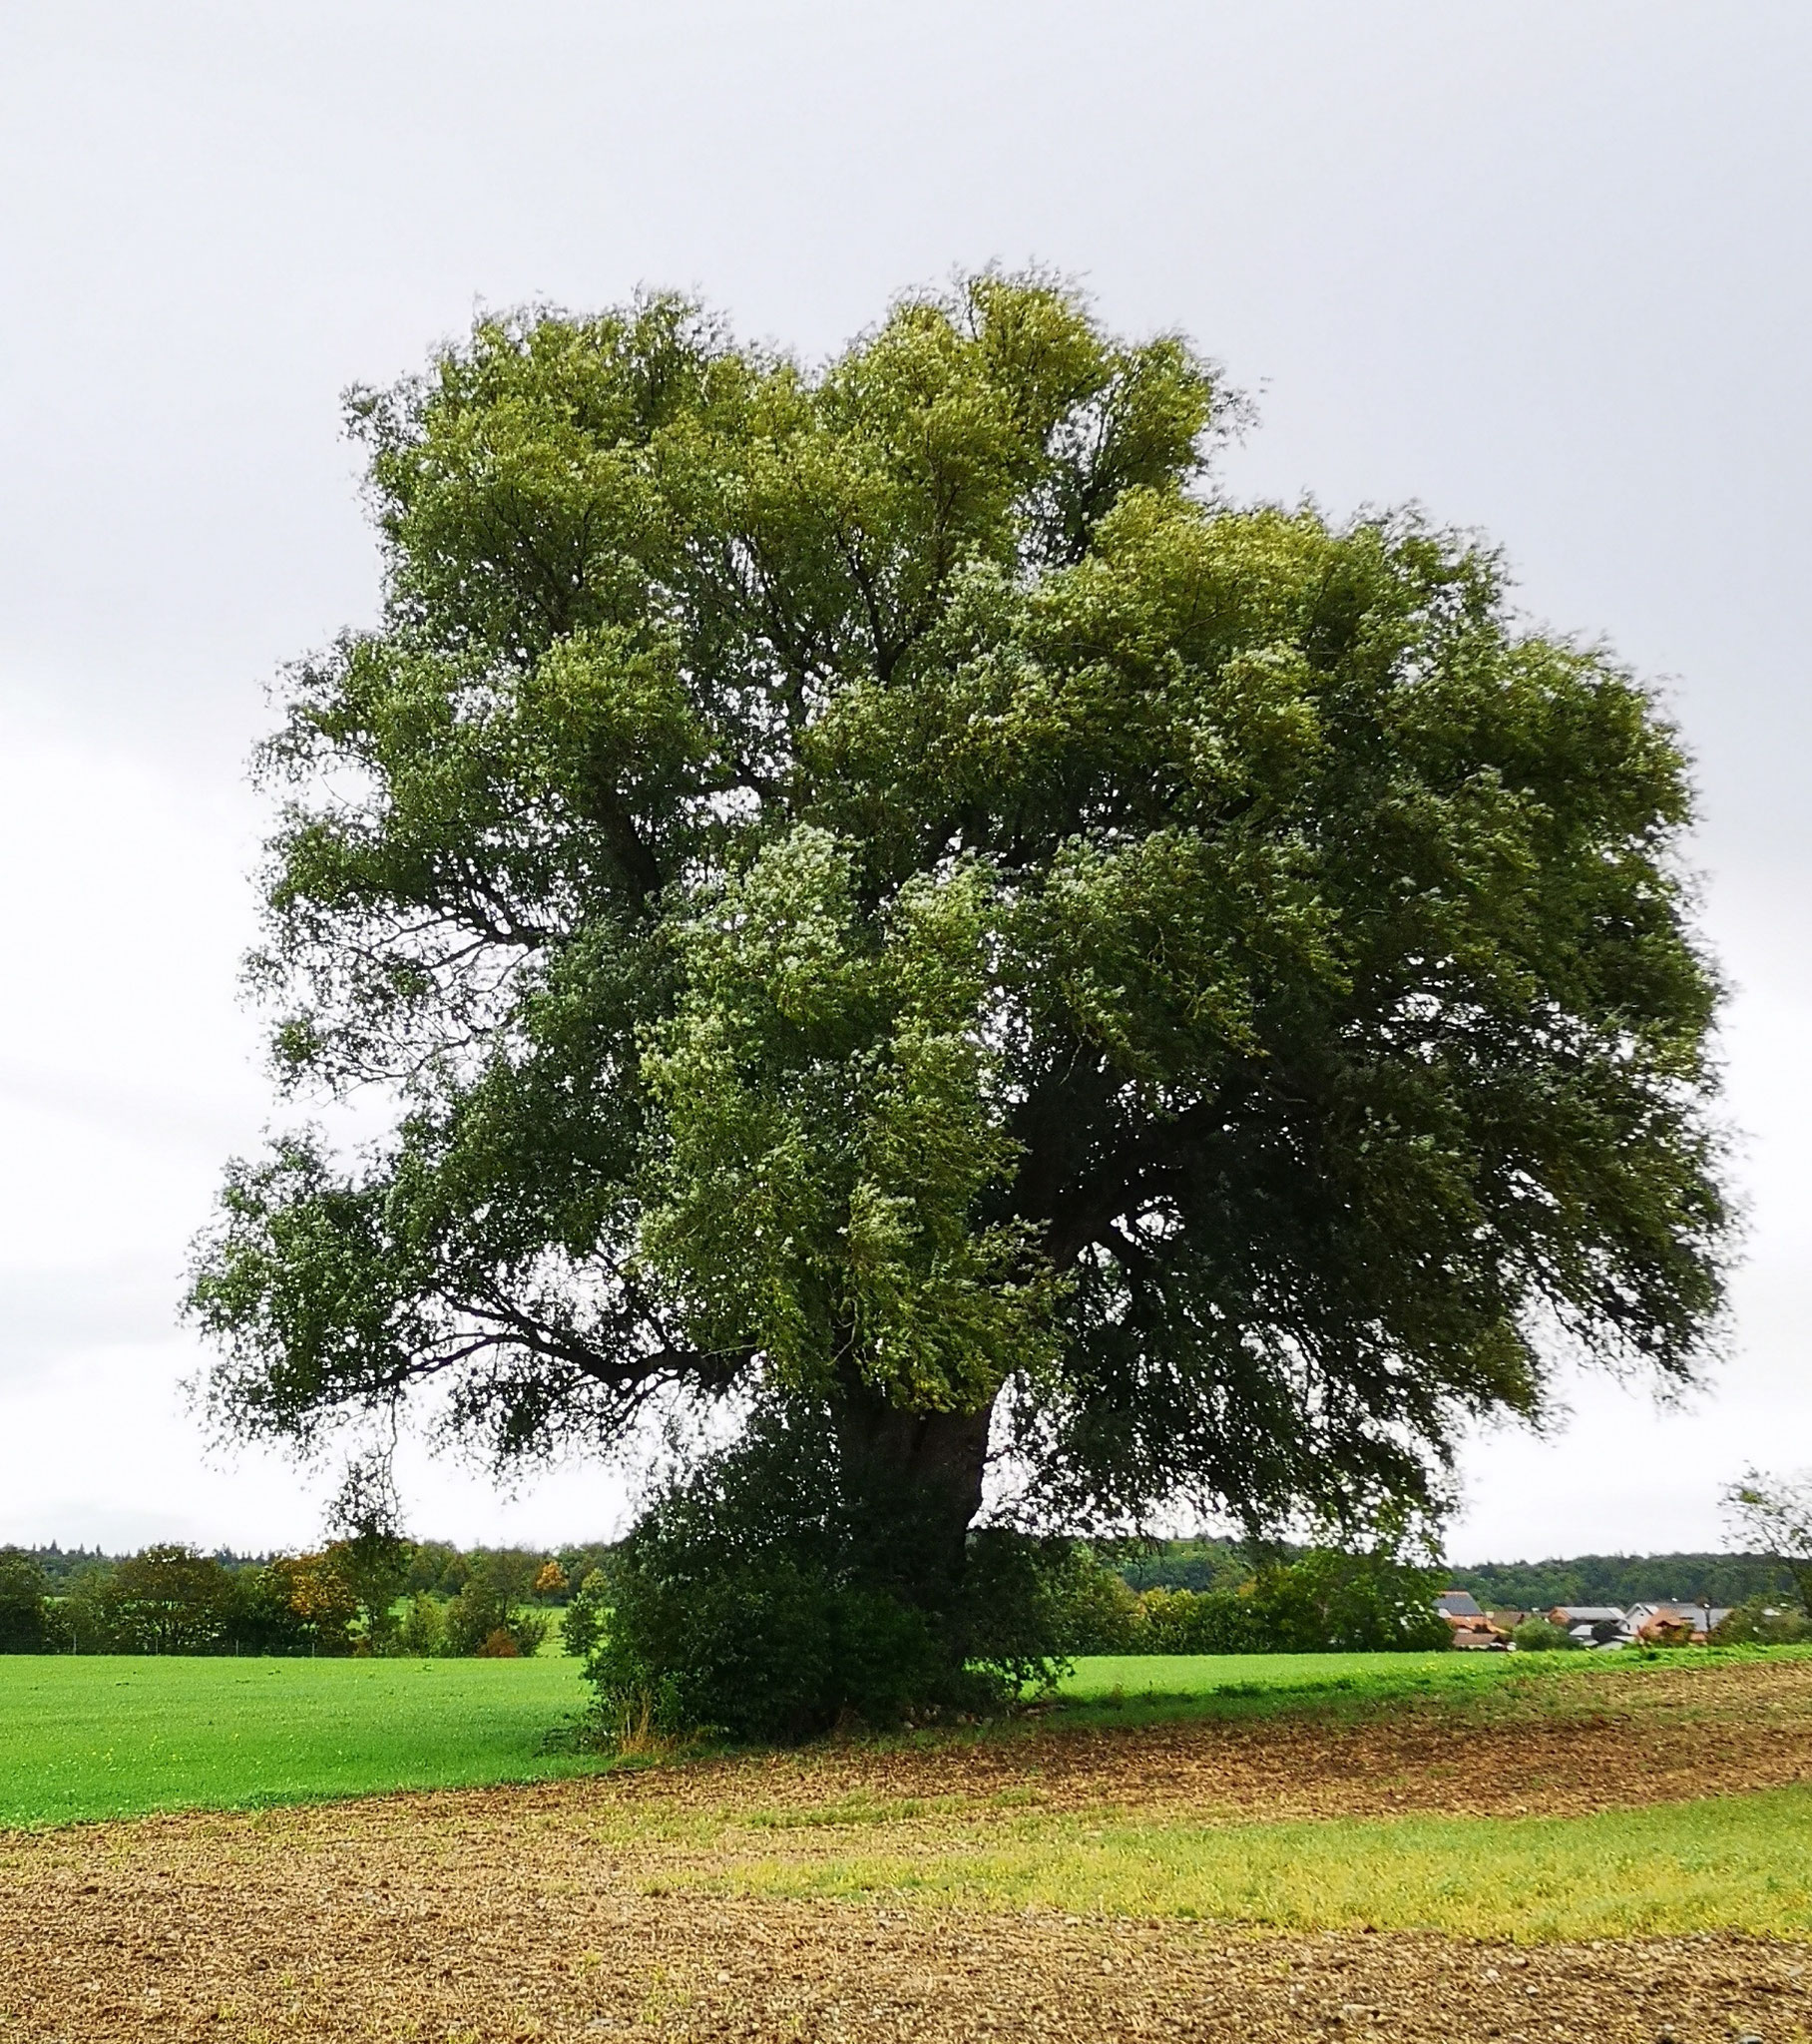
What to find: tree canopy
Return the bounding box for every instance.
[189,272,1728,1567]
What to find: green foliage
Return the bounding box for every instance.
[187,271,1728,1569]
[25,1535,592,1659]
[1709,1598,1812,1646]
[1245,1549,1452,1654]
[560,1569,611,1658]
[1134,1585,1266,1654]
[1511,1617,1582,1652]
[1113,1537,1258,1594]
[1063,1548,1451,1657]
[441,1557,550,1659]
[221,1561,316,1655]
[10,1546,110,1593]
[1048,1547,1146,1653]
[0,1549,49,1654]
[96,1546,235,1655]
[1449,1552,1792,1613]
[322,1456,413,1653]
[398,1593,447,1657]
[407,1543,468,1597]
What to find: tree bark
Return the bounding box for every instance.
[832,1389,994,1590]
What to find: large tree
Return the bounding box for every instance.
[190,274,1727,1585]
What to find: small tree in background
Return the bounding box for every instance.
[0,1548,49,1654]
[1710,1599,1812,1646]
[442,1554,549,1657]
[1244,1546,1451,1654]
[1511,1616,1581,1652]
[398,1592,447,1656]
[101,1546,234,1655]
[1722,1471,1812,1618]
[560,1569,612,1658]
[267,1551,360,1654]
[324,1455,413,1654]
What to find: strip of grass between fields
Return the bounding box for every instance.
[662,1785,1812,1942]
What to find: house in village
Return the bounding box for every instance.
[1435,1589,1509,1649]
[1621,1602,1729,1645]
[1434,1593,1737,1651]
[1547,1605,1627,1647]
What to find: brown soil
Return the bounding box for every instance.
[4,1656,1811,2043]
[642,1654,1812,1826]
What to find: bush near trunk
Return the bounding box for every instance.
[583,1411,1075,1742]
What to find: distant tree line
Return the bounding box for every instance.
[1112,1541,1797,1613]
[1444,1553,1793,1612]
[0,1540,615,1657]
[7,1533,1800,1674]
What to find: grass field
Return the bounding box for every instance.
[1059,1648,1499,1697]
[0,1646,1525,1831]
[1053,1647,1515,1724]
[0,1646,1781,1830]
[0,1653,593,1827]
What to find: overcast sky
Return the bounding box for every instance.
[1,2,1807,1563]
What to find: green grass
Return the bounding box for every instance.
[684,1785,1812,1942]
[6,1645,1804,1852]
[1057,1648,1507,1707]
[0,1654,594,1828]
[1045,1644,1812,1732]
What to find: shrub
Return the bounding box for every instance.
[1075,1547,1450,1657]
[1245,1548,1452,1654]
[1512,1617,1582,1651]
[507,1609,550,1655]
[585,1409,1073,1743]
[1138,1584,1269,1654]
[592,1546,952,1743]
[442,1561,549,1657]
[398,1592,447,1657]
[1709,1598,1812,1646]
[561,1569,611,1657]
[1049,1546,1145,1654]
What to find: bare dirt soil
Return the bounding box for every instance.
[4,1656,1811,2043]
[657,1655,1812,1826]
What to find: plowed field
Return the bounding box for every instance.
[5,1654,1811,2042]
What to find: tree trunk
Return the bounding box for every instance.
[832,1390,994,1593]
